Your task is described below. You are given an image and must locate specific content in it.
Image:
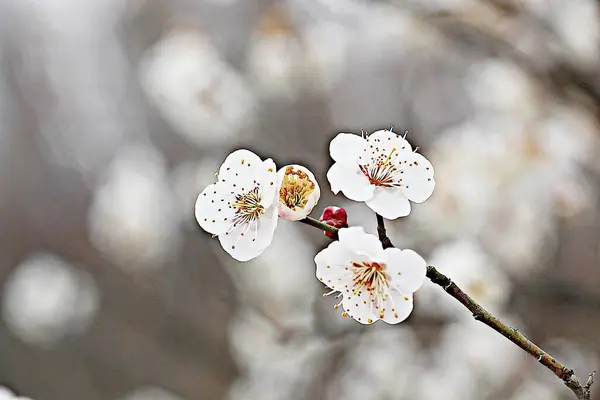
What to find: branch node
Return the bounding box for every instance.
[584,371,596,397]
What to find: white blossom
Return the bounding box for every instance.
[195,149,279,261]
[314,227,426,324]
[277,164,320,221]
[327,129,435,219]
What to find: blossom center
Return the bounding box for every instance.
[231,186,264,225]
[279,166,315,210]
[358,147,402,187]
[351,261,390,315]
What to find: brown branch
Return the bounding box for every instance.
[426,265,593,399]
[375,214,394,249]
[318,218,596,400]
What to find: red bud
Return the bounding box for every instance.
[319,206,348,238]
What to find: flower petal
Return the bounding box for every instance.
[384,248,427,293]
[381,291,414,324]
[260,158,278,208]
[329,133,365,164]
[327,162,374,201]
[400,153,435,203]
[218,205,278,262]
[337,227,384,258]
[217,149,266,190]
[366,129,412,155]
[195,183,235,235]
[365,188,411,219]
[254,204,279,248]
[314,241,354,290]
[342,289,378,324]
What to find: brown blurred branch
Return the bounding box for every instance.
[415,4,600,108]
[304,217,596,400]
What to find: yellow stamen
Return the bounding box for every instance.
[279,166,315,210]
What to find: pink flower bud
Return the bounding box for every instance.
[319,206,348,238]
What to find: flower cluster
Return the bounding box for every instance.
[195,129,435,324]
[195,150,320,261]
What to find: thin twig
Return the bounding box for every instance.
[425,265,590,399]
[299,216,339,237]
[307,217,596,400]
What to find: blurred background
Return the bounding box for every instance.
[1,0,600,399]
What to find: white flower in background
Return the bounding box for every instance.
[554,0,600,65]
[511,381,560,400]
[13,0,138,180]
[0,386,32,400]
[246,4,306,100]
[314,227,426,324]
[277,164,320,221]
[140,29,255,147]
[327,129,435,219]
[410,111,598,274]
[417,239,510,319]
[510,339,597,400]
[418,318,524,400]
[196,149,279,261]
[407,119,504,241]
[302,21,349,94]
[394,0,477,13]
[121,387,186,400]
[228,307,282,371]
[330,328,421,400]
[545,339,599,380]
[223,221,319,336]
[228,336,331,400]
[88,144,182,272]
[525,0,600,66]
[2,253,100,347]
[465,60,538,118]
